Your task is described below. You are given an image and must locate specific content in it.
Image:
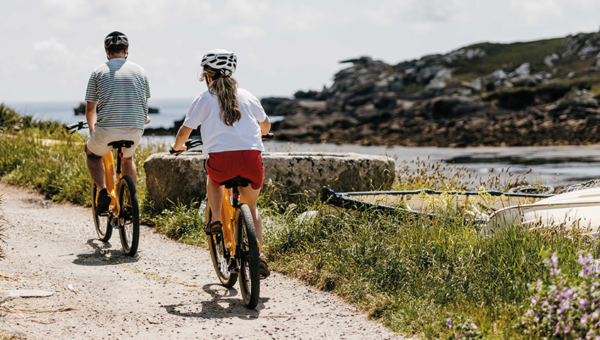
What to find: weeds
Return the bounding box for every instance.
[0,105,595,338]
[394,157,530,191]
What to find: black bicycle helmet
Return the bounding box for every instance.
[104,31,129,49]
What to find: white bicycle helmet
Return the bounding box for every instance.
[201,49,237,76]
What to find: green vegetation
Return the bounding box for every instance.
[448,38,563,77]
[0,104,595,338]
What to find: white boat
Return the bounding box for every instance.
[480,187,600,236]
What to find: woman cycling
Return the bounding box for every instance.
[171,49,271,278]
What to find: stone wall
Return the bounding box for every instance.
[144,151,395,210]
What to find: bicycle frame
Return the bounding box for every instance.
[95,151,122,216]
[208,186,261,259]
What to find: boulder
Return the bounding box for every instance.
[260,97,293,116]
[544,54,560,67]
[144,151,395,209]
[514,63,531,77]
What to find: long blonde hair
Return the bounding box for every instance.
[201,66,242,126]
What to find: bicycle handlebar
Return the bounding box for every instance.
[170,133,274,155]
[65,120,88,133]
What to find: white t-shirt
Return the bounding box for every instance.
[183,88,267,154]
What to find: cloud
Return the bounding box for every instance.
[365,0,463,29]
[273,4,327,31]
[509,0,563,25]
[222,25,265,40]
[42,0,214,30]
[31,37,102,69]
[225,0,269,21]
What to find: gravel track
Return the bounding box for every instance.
[0,183,403,339]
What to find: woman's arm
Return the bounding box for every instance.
[171,126,194,151]
[259,116,271,136]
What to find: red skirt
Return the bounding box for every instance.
[206,150,264,190]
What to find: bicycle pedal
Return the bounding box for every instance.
[228,260,239,273]
[228,264,239,273]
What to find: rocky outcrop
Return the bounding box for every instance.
[267,30,600,147]
[74,102,160,115]
[144,151,395,209]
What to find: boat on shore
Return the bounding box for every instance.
[323,186,600,236]
[321,187,553,220]
[480,187,600,236]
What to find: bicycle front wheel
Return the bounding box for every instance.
[237,204,260,309]
[117,175,139,256]
[207,206,237,287]
[92,184,112,242]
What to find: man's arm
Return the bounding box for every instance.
[145,100,151,125]
[260,116,271,136]
[85,101,98,132]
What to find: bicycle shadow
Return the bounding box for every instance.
[162,283,269,320]
[72,239,139,266]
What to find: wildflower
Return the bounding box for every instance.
[551,253,559,267]
[581,313,589,326]
[578,298,590,310]
[446,318,452,328]
[592,309,600,319]
[471,322,477,330]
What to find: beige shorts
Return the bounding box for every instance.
[86,126,143,158]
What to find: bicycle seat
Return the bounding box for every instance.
[108,140,135,149]
[220,177,252,188]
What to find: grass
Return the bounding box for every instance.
[0,104,595,338]
[447,38,563,78]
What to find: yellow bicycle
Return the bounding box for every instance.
[173,135,272,309]
[67,121,140,256]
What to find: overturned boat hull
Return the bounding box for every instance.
[480,187,600,236]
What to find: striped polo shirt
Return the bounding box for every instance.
[85,58,150,129]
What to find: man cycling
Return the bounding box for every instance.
[84,31,151,213]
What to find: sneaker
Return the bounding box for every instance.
[259,256,270,278]
[96,188,111,214]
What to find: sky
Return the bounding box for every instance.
[1,0,600,103]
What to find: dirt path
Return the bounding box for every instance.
[0,183,402,339]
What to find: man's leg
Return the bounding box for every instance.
[207,177,223,223]
[121,156,137,183]
[85,145,106,190]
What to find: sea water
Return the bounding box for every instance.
[5,99,600,187]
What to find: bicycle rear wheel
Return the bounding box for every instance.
[92,184,112,242]
[117,175,139,256]
[237,204,260,309]
[207,206,237,287]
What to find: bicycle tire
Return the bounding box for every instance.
[117,176,139,256]
[207,206,237,287]
[92,184,112,242]
[237,204,260,309]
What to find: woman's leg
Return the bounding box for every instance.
[206,177,223,223]
[239,186,262,244]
